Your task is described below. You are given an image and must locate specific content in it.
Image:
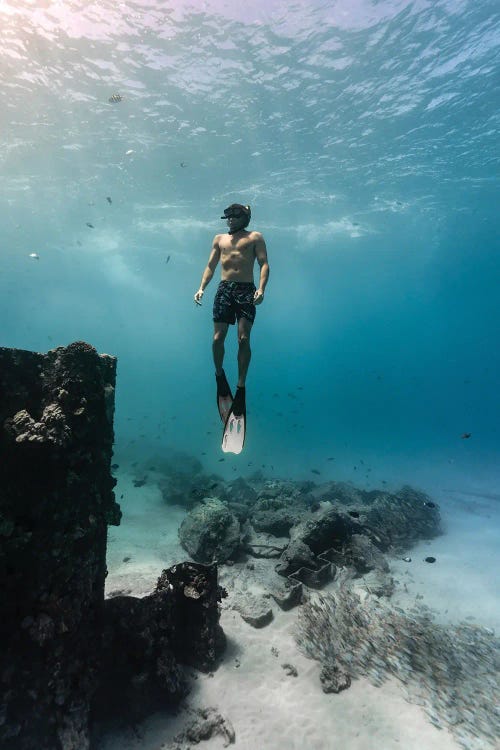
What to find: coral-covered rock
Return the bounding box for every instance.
[179,498,241,564]
[0,342,119,750]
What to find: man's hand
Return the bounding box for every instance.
[253,289,265,305]
[194,289,204,306]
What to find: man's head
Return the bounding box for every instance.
[221,203,251,234]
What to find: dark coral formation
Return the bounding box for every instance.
[0,344,226,750]
[93,562,226,724]
[0,342,120,750]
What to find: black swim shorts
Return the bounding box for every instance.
[213,280,256,325]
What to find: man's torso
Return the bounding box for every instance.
[217,231,259,282]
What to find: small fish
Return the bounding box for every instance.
[29,253,39,260]
[424,556,436,563]
[461,432,471,439]
[311,469,320,475]
[86,222,94,229]
[348,511,359,518]
[109,93,123,103]
[125,149,134,155]
[180,161,187,167]
[424,501,436,508]
[402,557,412,562]
[218,458,225,462]
[76,240,82,247]
[106,196,112,204]
[166,255,170,263]
[327,457,335,461]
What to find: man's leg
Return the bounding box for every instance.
[237,317,253,387]
[213,322,229,376]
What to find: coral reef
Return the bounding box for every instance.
[93,562,227,724]
[0,344,226,750]
[0,342,119,750]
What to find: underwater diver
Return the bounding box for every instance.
[194,203,269,422]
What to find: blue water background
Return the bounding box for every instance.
[1,0,499,489]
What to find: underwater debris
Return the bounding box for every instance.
[108,93,122,103]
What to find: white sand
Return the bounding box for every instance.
[100,469,500,750]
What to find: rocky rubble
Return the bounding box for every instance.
[176,475,440,607]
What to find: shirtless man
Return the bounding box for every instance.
[194,204,269,417]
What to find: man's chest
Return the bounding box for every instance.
[220,238,255,260]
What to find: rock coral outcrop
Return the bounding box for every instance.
[0,344,226,750]
[0,342,119,750]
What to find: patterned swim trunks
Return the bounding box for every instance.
[213,281,256,325]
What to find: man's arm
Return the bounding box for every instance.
[194,236,221,304]
[254,234,269,305]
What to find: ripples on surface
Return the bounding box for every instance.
[1,0,498,230]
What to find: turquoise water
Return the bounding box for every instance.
[1,0,499,485]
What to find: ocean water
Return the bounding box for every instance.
[2,0,499,487]
[2,1,500,747]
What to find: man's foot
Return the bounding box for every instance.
[216,369,231,398]
[231,386,246,417]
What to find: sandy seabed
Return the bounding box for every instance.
[98,469,500,750]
